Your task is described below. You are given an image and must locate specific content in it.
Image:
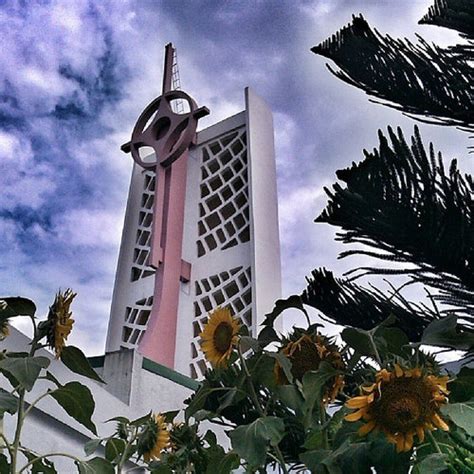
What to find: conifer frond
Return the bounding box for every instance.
[311,15,473,130]
[419,0,474,40]
[317,127,474,318]
[302,268,434,339]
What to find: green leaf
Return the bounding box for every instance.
[60,346,105,384]
[49,381,97,435]
[216,387,239,413]
[0,389,18,415]
[413,453,449,473]
[240,336,260,352]
[304,429,326,450]
[274,385,304,415]
[262,294,309,328]
[84,438,103,456]
[105,416,129,424]
[0,297,36,322]
[341,327,377,357]
[185,386,217,420]
[229,416,285,468]
[422,315,474,351]
[192,409,215,421]
[162,410,179,423]
[44,371,62,388]
[301,362,338,417]
[299,449,331,472]
[269,352,293,384]
[441,401,474,434]
[216,452,240,473]
[0,454,8,473]
[204,429,217,446]
[0,356,50,391]
[448,367,474,403]
[368,436,411,474]
[204,443,240,474]
[149,464,173,474]
[23,450,57,474]
[250,353,278,389]
[131,411,152,426]
[75,457,114,474]
[105,438,126,464]
[304,440,371,474]
[257,325,279,346]
[375,327,409,356]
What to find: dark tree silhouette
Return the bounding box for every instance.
[304,0,473,338]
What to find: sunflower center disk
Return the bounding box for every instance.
[375,378,431,432]
[213,322,234,354]
[290,339,322,379]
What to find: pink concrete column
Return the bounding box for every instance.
[138,152,189,367]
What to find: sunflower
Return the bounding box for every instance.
[45,289,76,358]
[140,414,170,462]
[274,333,345,404]
[345,364,449,452]
[199,307,241,368]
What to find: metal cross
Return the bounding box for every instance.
[121,43,209,366]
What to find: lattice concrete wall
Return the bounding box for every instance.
[131,171,156,282]
[121,296,153,349]
[189,128,254,378]
[190,266,252,379]
[121,170,156,349]
[197,129,250,257]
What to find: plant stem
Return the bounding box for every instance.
[427,430,442,454]
[117,426,138,474]
[11,317,40,473]
[0,431,13,460]
[18,452,83,472]
[368,335,382,366]
[11,389,25,473]
[238,345,264,416]
[212,418,236,428]
[273,445,289,474]
[238,344,288,474]
[320,403,329,450]
[23,391,51,419]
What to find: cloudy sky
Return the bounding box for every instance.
[1,0,472,355]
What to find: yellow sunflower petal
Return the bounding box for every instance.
[358,420,376,436]
[412,368,422,378]
[396,434,405,453]
[416,425,425,443]
[394,364,403,378]
[346,395,371,409]
[376,369,391,382]
[345,409,366,422]
[404,431,415,451]
[432,413,449,431]
[362,383,377,393]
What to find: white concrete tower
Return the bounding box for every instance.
[105,44,281,379]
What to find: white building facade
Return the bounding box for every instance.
[106,86,281,379]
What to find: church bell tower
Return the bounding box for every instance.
[106,44,281,379]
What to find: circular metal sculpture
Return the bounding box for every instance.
[129,90,209,169]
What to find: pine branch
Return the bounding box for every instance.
[317,126,474,318]
[311,15,474,130]
[301,268,434,340]
[419,0,474,40]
